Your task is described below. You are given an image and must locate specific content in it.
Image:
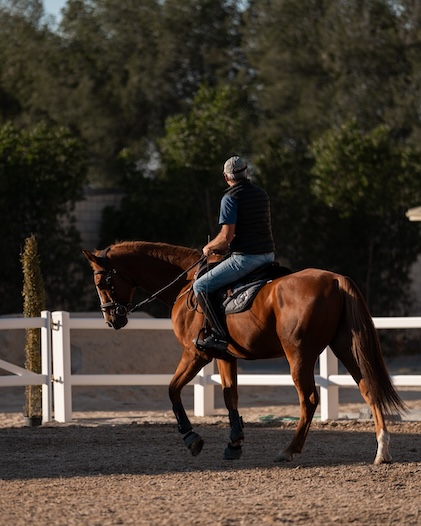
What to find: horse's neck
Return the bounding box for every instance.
[115,242,198,304]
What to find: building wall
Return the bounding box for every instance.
[74,188,124,250]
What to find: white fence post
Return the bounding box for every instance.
[319,346,339,421]
[52,311,72,423]
[41,311,52,423]
[194,360,215,416]
[2,314,421,423]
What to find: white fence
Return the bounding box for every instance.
[0,311,52,423]
[1,312,420,424]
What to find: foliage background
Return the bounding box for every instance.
[0,0,420,318]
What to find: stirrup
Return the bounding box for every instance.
[194,331,228,352]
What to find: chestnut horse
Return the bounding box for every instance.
[83,241,405,464]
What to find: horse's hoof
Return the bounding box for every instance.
[374,455,392,465]
[374,430,392,464]
[190,438,204,456]
[274,450,293,462]
[224,444,242,460]
[189,438,205,457]
[183,431,204,456]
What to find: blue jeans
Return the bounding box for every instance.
[193,252,275,295]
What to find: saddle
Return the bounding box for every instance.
[196,259,292,315]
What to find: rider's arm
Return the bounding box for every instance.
[203,224,235,256]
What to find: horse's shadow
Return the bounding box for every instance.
[0,423,418,480]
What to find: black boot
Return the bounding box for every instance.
[194,292,228,351]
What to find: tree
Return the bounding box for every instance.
[0,0,248,185]
[21,234,45,424]
[159,83,255,234]
[1,0,421,317]
[0,0,52,124]
[243,0,421,148]
[101,84,253,248]
[0,122,88,314]
[310,120,421,313]
[253,141,328,270]
[158,0,246,99]
[317,0,419,137]
[243,0,333,146]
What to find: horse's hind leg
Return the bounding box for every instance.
[357,379,392,464]
[217,358,244,460]
[275,352,319,462]
[169,348,211,457]
[330,338,392,464]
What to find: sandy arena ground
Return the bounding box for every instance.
[0,320,420,525]
[0,386,420,526]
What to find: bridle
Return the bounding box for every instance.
[93,248,133,319]
[94,267,132,318]
[94,248,206,318]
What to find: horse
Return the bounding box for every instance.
[83,240,405,464]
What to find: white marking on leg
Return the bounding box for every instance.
[374,429,392,464]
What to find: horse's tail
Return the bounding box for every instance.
[338,275,406,415]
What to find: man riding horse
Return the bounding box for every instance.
[193,155,276,352]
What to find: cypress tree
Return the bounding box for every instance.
[21,235,46,425]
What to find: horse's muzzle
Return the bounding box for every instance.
[105,314,128,330]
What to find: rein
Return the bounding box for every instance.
[129,255,206,313]
[94,246,205,317]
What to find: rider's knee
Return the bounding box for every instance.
[193,279,205,296]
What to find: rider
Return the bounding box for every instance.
[193,155,276,351]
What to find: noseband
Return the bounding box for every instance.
[94,249,132,318]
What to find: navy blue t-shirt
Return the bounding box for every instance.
[219,194,238,225]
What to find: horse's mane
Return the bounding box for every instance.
[109,240,201,269]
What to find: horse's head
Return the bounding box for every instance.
[83,249,135,330]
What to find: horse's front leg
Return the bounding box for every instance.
[169,348,211,457]
[217,358,244,460]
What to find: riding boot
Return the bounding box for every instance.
[194,292,228,352]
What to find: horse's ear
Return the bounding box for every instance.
[82,249,101,267]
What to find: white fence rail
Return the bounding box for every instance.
[1,312,420,424]
[0,311,52,423]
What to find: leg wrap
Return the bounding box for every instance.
[173,403,192,435]
[228,409,244,443]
